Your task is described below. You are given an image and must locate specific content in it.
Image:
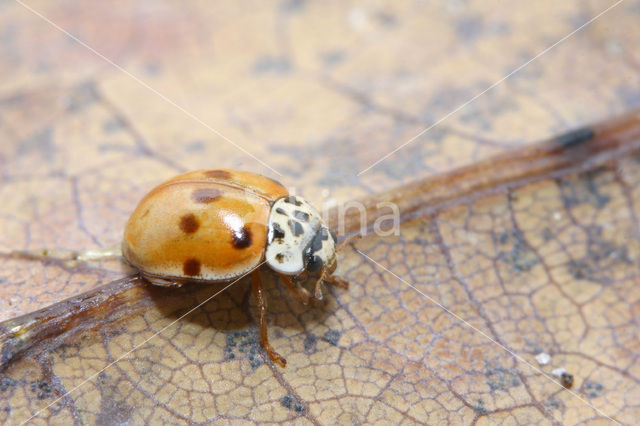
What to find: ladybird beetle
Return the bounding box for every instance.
[122,169,348,367]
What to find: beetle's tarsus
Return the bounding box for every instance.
[253,270,287,368]
[324,274,349,289]
[279,273,312,305]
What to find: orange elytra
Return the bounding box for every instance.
[122,169,348,367]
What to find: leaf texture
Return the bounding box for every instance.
[2,0,640,424]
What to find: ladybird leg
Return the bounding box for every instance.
[252,270,286,368]
[143,275,184,288]
[278,273,312,305]
[324,273,349,289]
[313,271,325,300]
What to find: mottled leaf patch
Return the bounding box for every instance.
[280,394,305,412]
[496,230,539,272]
[583,380,604,398]
[485,363,521,391]
[224,329,264,369]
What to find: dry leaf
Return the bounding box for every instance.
[2,0,640,424]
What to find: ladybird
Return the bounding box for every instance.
[122,169,348,367]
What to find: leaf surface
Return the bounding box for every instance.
[2,0,640,424]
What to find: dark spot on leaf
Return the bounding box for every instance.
[179,213,200,233]
[555,127,594,148]
[281,0,306,12]
[204,169,231,179]
[232,226,252,249]
[0,377,17,392]
[183,258,201,276]
[584,380,604,398]
[192,188,222,204]
[497,230,539,272]
[303,333,317,353]
[288,219,304,236]
[281,394,293,409]
[323,330,341,346]
[485,363,521,391]
[252,56,292,74]
[375,11,397,27]
[473,398,487,414]
[224,329,263,369]
[321,50,346,66]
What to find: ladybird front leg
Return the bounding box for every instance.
[252,270,286,368]
[278,273,312,305]
[323,273,349,289]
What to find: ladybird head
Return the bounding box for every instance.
[265,195,337,276]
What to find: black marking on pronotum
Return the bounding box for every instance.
[555,127,595,148]
[283,196,302,206]
[329,229,337,243]
[293,210,309,222]
[288,219,304,236]
[305,254,324,272]
[310,230,324,252]
[275,207,287,215]
[275,253,285,263]
[320,227,329,240]
[271,222,286,240]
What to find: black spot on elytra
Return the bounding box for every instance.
[283,196,302,206]
[192,188,222,203]
[271,223,285,240]
[288,219,304,236]
[293,210,309,222]
[204,169,231,179]
[179,213,200,233]
[275,207,287,215]
[183,258,201,276]
[555,127,594,148]
[232,226,252,249]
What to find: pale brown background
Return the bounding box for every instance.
[1,0,640,424]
